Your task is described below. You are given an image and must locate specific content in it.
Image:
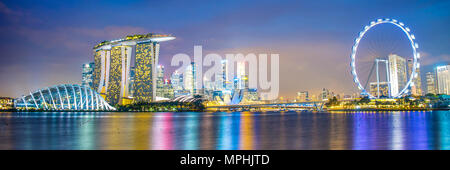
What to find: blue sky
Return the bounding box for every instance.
[0,0,449,98]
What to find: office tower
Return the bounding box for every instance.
[297,91,309,102]
[407,59,422,95]
[157,65,164,88]
[82,62,94,87]
[92,33,175,105]
[236,61,246,89]
[184,63,194,95]
[436,65,450,95]
[388,54,407,96]
[171,70,183,91]
[369,82,389,97]
[160,79,174,99]
[192,62,199,94]
[215,60,227,91]
[156,65,165,97]
[426,72,436,94]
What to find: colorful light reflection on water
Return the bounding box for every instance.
[0,111,449,150]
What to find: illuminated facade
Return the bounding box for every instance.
[92,33,175,105]
[407,59,422,95]
[388,54,407,96]
[236,61,246,89]
[184,63,194,95]
[14,84,115,111]
[215,60,227,91]
[82,62,94,87]
[426,72,436,94]
[0,97,14,110]
[436,65,450,95]
[156,65,165,97]
[370,82,389,97]
[171,70,183,91]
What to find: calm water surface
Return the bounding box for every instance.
[0,111,449,150]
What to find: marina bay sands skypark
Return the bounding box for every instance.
[92,33,175,106]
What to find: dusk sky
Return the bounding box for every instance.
[0,0,449,98]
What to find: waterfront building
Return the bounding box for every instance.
[91,33,175,105]
[297,91,309,102]
[388,54,407,96]
[236,61,246,89]
[0,97,14,110]
[426,72,436,94]
[436,65,450,95]
[156,65,165,97]
[171,70,183,91]
[14,84,115,111]
[215,60,227,91]
[369,81,389,97]
[157,65,164,87]
[407,59,422,95]
[82,62,94,87]
[160,79,174,99]
[184,63,194,95]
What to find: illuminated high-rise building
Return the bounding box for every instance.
[236,61,246,89]
[82,62,94,87]
[426,72,436,94]
[92,33,175,105]
[215,60,227,91]
[436,65,450,95]
[407,59,422,95]
[156,65,165,97]
[171,70,183,91]
[388,54,407,96]
[184,63,194,95]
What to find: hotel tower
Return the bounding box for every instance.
[92,33,175,105]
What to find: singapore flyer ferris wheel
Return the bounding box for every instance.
[350,18,421,99]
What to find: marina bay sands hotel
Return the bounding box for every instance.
[92,33,175,105]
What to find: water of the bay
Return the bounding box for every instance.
[0,111,449,150]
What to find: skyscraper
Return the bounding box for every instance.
[92,33,175,105]
[426,72,436,94]
[184,63,194,95]
[436,65,450,95]
[171,70,183,91]
[388,54,407,96]
[215,60,227,91]
[236,61,246,89]
[82,62,94,87]
[407,59,422,95]
[156,65,165,97]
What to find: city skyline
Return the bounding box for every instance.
[0,0,449,98]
